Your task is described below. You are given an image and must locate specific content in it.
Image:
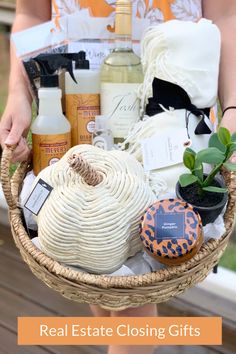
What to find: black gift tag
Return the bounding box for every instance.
[24,178,53,215]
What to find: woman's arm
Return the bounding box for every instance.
[0,0,51,162]
[9,0,51,98]
[202,0,236,135]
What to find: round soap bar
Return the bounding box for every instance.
[140,199,203,265]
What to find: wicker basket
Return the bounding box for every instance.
[1,145,236,311]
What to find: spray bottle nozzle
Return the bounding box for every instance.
[79,51,85,60]
[34,54,77,84]
[73,51,90,70]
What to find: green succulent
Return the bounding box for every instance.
[179,127,236,195]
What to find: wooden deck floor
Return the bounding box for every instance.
[0,223,235,354]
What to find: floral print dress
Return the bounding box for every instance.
[51,0,202,66]
[52,0,202,23]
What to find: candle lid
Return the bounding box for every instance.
[140,199,203,265]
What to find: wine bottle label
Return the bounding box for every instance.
[66,93,100,146]
[32,133,71,176]
[100,83,140,139]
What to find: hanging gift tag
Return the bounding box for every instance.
[141,128,191,171]
[24,179,53,215]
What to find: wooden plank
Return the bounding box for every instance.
[0,287,53,332]
[159,299,236,354]
[159,346,218,354]
[0,226,106,353]
[177,287,236,326]
[0,324,106,354]
[0,225,32,259]
[0,251,92,316]
[0,325,52,354]
[0,224,22,261]
[46,345,106,354]
[0,289,106,354]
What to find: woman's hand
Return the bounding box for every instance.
[0,91,32,163]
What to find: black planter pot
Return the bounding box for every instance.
[176,176,228,226]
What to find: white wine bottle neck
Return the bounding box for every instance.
[114,36,132,51]
[115,0,132,50]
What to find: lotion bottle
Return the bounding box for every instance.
[31,74,71,176]
[65,51,100,146]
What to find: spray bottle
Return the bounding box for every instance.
[23,53,77,111]
[65,51,100,146]
[31,56,74,176]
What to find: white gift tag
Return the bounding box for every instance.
[24,179,53,215]
[141,128,191,171]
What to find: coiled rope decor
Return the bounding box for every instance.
[1,145,236,311]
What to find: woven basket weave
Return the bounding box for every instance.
[1,145,236,311]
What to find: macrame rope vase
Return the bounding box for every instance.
[1,145,236,311]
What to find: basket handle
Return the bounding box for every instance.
[0,145,30,210]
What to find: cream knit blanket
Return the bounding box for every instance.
[139,18,221,114]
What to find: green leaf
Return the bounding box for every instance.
[179,174,198,187]
[218,127,231,146]
[202,186,228,193]
[193,161,204,182]
[208,133,226,153]
[183,149,195,170]
[223,162,236,171]
[226,143,236,159]
[185,147,196,156]
[196,147,225,164]
[231,132,236,143]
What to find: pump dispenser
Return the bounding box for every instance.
[31,70,71,176]
[65,51,100,146]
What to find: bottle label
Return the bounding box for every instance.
[66,93,100,146]
[32,133,71,176]
[100,83,140,139]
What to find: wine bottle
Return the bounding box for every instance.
[100,0,143,145]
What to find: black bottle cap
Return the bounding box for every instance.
[41,75,59,88]
[75,51,90,69]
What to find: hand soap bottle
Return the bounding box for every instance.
[31,74,71,176]
[65,51,100,146]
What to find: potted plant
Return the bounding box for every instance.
[176,127,236,225]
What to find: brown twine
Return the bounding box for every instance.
[68,153,103,186]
